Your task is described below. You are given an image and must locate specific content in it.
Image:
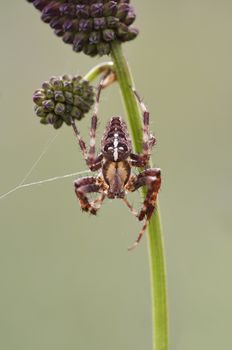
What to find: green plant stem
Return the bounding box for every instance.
[83,61,114,83]
[110,41,168,350]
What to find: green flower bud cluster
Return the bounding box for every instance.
[33,75,95,129]
[27,0,138,56]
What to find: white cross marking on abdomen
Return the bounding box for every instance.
[113,133,119,161]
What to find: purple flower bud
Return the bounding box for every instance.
[90,3,104,17]
[103,1,118,16]
[83,44,98,57]
[62,31,75,44]
[117,22,128,37]
[89,31,101,44]
[71,106,82,119]
[124,10,136,26]
[43,2,60,16]
[31,0,47,11]
[117,3,130,20]
[63,19,76,32]
[54,102,65,116]
[35,106,46,117]
[33,90,45,105]
[122,26,139,41]
[93,17,106,30]
[54,28,64,37]
[50,17,64,30]
[41,81,52,90]
[97,42,111,56]
[54,91,65,102]
[46,113,55,124]
[107,16,119,28]
[73,32,87,52]
[76,5,90,18]
[79,19,92,32]
[102,29,115,42]
[59,3,75,16]
[42,99,55,111]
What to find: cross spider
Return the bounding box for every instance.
[71,77,161,250]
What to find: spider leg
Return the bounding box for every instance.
[87,72,113,171]
[71,73,112,172]
[74,176,105,215]
[71,119,88,161]
[87,153,103,172]
[122,197,138,217]
[90,193,106,211]
[126,168,161,250]
[128,219,150,251]
[130,89,156,167]
[87,77,104,165]
[71,119,103,172]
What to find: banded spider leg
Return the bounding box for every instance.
[130,89,156,168]
[126,168,161,250]
[125,90,161,250]
[72,74,107,214]
[70,73,109,172]
[74,176,107,215]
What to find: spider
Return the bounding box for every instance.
[71,76,161,250]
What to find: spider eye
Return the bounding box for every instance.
[107,146,113,152]
[119,146,124,151]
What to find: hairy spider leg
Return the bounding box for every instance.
[126,168,161,250]
[71,74,114,172]
[86,74,109,171]
[122,196,138,217]
[88,77,104,164]
[71,119,88,161]
[90,193,106,210]
[70,123,103,171]
[130,90,156,167]
[128,218,150,251]
[74,176,106,215]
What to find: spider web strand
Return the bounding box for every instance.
[0,170,90,201]
[18,132,60,186]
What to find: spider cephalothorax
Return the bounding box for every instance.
[71,77,161,250]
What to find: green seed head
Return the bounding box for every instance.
[33,75,95,129]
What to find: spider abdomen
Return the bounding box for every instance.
[102,160,131,199]
[101,116,132,161]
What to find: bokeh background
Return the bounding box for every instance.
[0,1,232,349]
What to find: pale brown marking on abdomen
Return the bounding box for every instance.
[103,160,131,187]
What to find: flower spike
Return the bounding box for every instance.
[27,0,139,56]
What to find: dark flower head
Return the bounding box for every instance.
[33,75,95,129]
[27,0,139,56]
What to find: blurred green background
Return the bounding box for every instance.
[0,1,232,349]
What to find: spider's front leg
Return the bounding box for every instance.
[130,90,156,168]
[74,176,105,215]
[71,119,103,171]
[71,75,106,172]
[126,168,161,250]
